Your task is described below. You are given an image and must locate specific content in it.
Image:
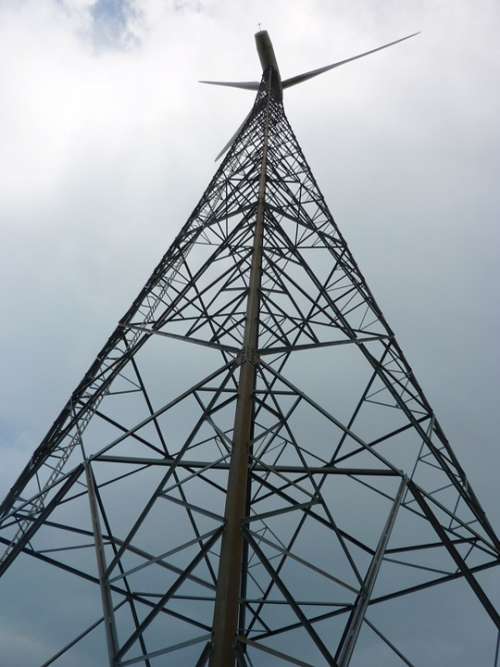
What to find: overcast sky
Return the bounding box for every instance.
[0,1,499,665]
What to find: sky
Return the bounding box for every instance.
[0,0,499,665]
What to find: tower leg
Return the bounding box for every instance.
[85,462,120,666]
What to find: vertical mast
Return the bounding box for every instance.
[210,73,273,667]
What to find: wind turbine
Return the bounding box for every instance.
[200,29,420,159]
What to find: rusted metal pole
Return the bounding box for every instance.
[210,76,272,667]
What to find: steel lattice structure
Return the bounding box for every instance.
[1,31,499,667]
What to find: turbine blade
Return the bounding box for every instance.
[282,31,420,89]
[199,80,260,91]
[215,108,253,161]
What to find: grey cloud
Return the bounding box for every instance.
[0,1,499,665]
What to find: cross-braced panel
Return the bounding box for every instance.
[0,74,498,666]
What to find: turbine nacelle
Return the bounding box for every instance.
[255,30,282,100]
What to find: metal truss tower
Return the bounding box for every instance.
[1,31,499,667]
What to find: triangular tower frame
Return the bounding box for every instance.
[1,32,498,667]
